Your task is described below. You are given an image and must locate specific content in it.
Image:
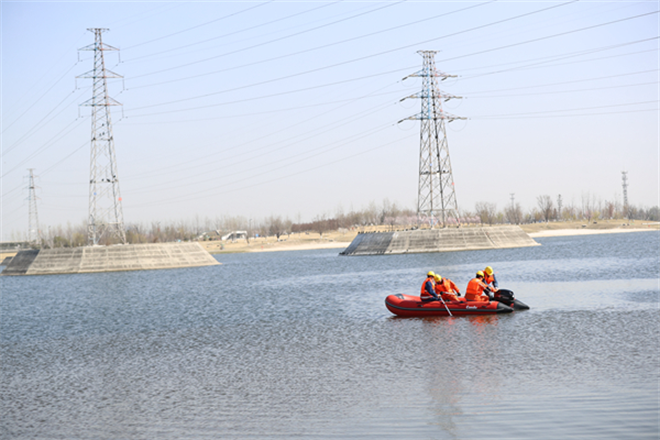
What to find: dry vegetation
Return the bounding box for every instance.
[3,197,658,259]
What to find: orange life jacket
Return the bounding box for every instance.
[420,276,436,301]
[484,273,497,290]
[465,278,490,301]
[435,278,460,295]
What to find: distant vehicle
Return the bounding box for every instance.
[221,231,248,241]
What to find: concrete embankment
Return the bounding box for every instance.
[340,225,539,256]
[0,242,219,276]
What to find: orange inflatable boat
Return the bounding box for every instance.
[385,293,514,317]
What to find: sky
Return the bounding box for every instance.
[1,0,658,241]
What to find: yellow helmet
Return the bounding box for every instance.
[427,271,435,277]
[476,270,484,278]
[434,274,442,282]
[485,266,494,275]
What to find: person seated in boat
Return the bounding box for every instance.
[483,266,499,291]
[465,271,493,302]
[434,274,462,302]
[421,271,439,301]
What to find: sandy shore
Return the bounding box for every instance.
[237,241,349,252]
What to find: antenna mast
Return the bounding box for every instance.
[78,28,126,245]
[400,50,465,228]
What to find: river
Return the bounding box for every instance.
[1,231,658,439]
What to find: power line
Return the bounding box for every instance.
[126,98,396,189]
[438,10,659,64]
[2,62,81,135]
[2,117,87,178]
[126,1,492,90]
[129,1,404,80]
[472,108,657,120]
[3,87,87,156]
[129,3,652,114]
[126,66,412,116]
[459,37,659,79]
[471,100,658,119]
[40,140,89,176]
[469,81,657,99]
[122,88,403,124]
[126,127,414,209]
[124,1,341,61]
[463,69,659,95]
[123,2,275,50]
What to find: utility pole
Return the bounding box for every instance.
[27,169,41,245]
[621,171,629,219]
[399,50,465,228]
[557,194,562,221]
[78,28,126,245]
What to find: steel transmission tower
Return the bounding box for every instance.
[78,28,126,245]
[621,171,629,219]
[400,51,465,228]
[27,169,41,245]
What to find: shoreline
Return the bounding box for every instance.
[2,224,657,260]
[208,226,658,254]
[527,227,656,238]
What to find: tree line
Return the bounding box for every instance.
[474,194,658,225]
[16,196,659,248]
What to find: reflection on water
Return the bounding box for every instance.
[1,231,658,439]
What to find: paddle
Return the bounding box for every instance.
[436,294,453,317]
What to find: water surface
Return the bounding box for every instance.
[1,231,658,439]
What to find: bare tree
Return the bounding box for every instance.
[313,214,328,237]
[505,202,523,224]
[365,201,379,225]
[267,215,286,239]
[537,195,554,222]
[475,202,497,225]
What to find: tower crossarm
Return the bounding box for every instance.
[403,71,457,81]
[398,110,466,124]
[79,96,123,107]
[76,69,123,80]
[400,92,463,102]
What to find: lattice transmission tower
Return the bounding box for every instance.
[621,171,629,219]
[26,169,41,245]
[400,50,465,228]
[78,28,126,245]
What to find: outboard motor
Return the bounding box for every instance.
[492,289,530,310]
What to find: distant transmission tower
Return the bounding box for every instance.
[621,171,629,219]
[27,169,41,245]
[557,194,562,220]
[400,50,465,228]
[78,28,126,245]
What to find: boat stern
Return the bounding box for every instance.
[496,301,514,313]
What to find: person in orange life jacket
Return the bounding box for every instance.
[434,274,462,302]
[483,266,498,291]
[465,271,493,302]
[420,271,439,301]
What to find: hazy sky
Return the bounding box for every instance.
[2,1,658,241]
